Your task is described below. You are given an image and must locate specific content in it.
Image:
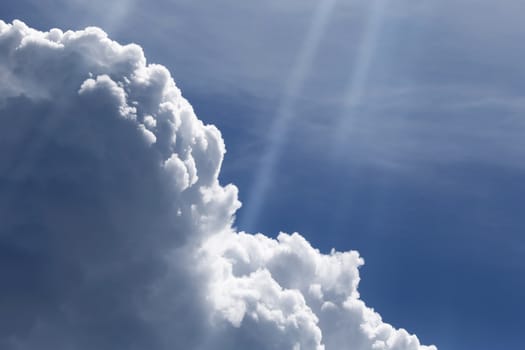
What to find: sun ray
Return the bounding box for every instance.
[240,0,339,232]
[332,0,388,152]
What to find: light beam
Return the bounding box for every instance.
[240,0,339,232]
[332,0,388,152]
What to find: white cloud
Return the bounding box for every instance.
[0,19,436,350]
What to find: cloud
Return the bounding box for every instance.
[0,20,436,349]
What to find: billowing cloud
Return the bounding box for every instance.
[0,20,436,350]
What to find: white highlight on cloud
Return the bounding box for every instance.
[0,20,436,350]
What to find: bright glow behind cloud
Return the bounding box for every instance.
[0,20,436,350]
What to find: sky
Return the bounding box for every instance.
[0,1,524,349]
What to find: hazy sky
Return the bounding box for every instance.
[1,1,524,349]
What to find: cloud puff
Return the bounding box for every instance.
[0,20,436,350]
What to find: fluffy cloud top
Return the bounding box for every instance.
[0,20,436,350]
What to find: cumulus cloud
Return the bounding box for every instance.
[0,20,436,350]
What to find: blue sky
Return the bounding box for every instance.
[1,1,524,349]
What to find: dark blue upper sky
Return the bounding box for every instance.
[1,1,524,349]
